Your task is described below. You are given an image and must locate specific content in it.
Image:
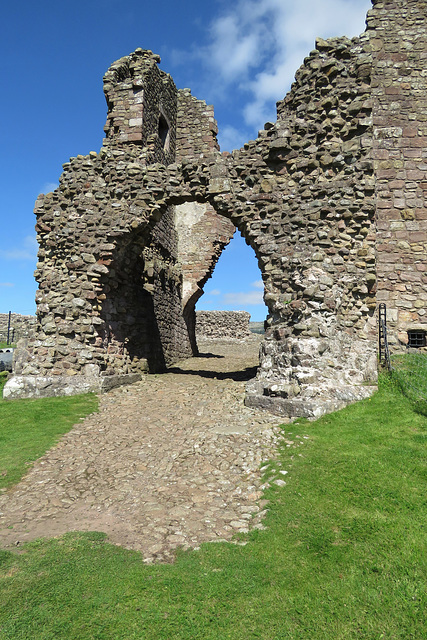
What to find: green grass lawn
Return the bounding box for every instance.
[0,376,425,639]
[0,372,7,397]
[391,353,427,416]
[0,389,98,490]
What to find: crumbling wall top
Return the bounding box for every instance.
[103,48,177,165]
[176,89,220,161]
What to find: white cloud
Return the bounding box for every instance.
[0,282,14,287]
[41,182,58,194]
[252,280,264,290]
[201,3,272,82]
[197,0,371,131]
[207,288,221,296]
[0,235,38,261]
[223,290,264,306]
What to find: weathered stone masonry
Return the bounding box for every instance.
[196,311,252,341]
[370,0,427,346]
[4,0,426,418]
[0,314,36,343]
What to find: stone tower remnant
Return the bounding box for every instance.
[4,0,427,419]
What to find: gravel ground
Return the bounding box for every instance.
[0,337,292,563]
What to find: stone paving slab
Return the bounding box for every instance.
[0,338,291,563]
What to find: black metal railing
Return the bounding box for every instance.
[378,302,391,370]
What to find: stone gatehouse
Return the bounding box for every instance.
[4,0,426,418]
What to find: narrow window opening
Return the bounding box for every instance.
[407,330,426,348]
[158,113,170,150]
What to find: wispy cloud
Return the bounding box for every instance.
[239,0,370,127]
[206,12,264,83]
[175,0,371,147]
[41,182,58,194]
[223,290,264,306]
[0,235,38,261]
[207,288,221,296]
[252,280,264,290]
[0,282,15,287]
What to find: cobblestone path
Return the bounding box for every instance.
[0,338,287,563]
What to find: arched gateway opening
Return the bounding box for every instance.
[92,196,269,377]
[197,231,268,324]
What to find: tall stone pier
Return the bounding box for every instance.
[4,0,426,418]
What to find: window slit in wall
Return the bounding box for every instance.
[158,113,170,150]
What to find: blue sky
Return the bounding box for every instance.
[0,0,371,322]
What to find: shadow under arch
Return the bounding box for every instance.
[97,223,167,373]
[167,364,258,382]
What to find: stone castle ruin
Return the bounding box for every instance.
[4,0,426,418]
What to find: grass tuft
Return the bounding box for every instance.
[0,373,7,397]
[390,353,427,416]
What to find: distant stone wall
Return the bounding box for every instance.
[196,311,252,340]
[0,314,36,343]
[0,348,14,372]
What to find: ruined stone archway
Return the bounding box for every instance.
[194,229,268,329]
[5,0,427,418]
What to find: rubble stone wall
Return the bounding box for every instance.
[4,0,426,417]
[236,31,378,416]
[176,90,220,161]
[0,314,36,342]
[196,311,252,340]
[3,50,236,400]
[174,87,235,352]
